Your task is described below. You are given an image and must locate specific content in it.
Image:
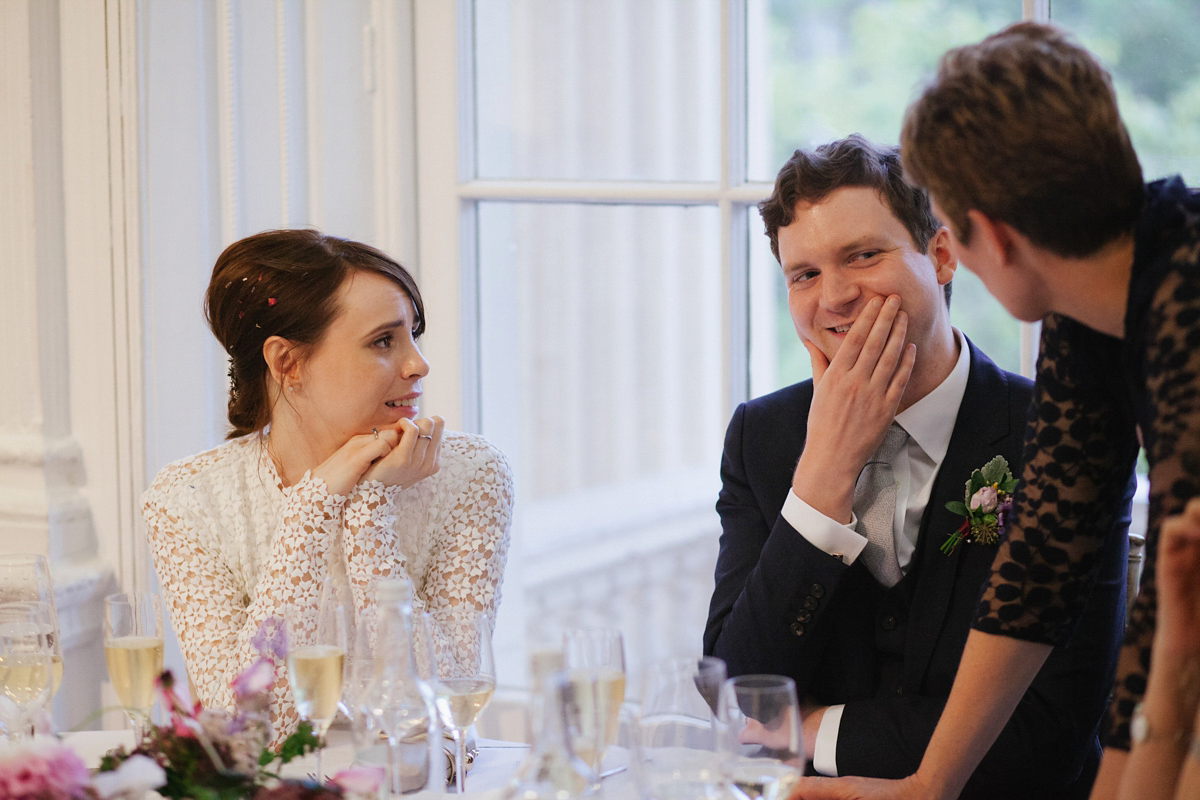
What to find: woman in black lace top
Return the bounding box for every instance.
[794,23,1200,800]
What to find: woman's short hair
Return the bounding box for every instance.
[901,21,1144,258]
[205,229,425,439]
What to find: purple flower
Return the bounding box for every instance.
[253,615,288,661]
[233,657,276,699]
[969,486,999,513]
[996,498,1013,532]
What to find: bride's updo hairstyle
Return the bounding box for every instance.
[205,229,425,438]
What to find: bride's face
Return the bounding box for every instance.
[292,270,428,442]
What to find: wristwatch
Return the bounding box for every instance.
[1131,702,1192,748]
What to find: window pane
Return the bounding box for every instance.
[1051,0,1200,184]
[478,203,725,501]
[746,0,1024,396]
[748,211,811,398]
[747,0,1022,181]
[473,0,721,181]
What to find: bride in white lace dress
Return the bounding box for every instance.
[143,230,513,741]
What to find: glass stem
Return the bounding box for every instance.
[455,731,467,793]
[316,738,324,784]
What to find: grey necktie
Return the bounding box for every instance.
[854,423,908,588]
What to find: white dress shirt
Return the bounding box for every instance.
[779,329,971,776]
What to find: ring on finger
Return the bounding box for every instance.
[418,434,433,441]
[372,427,379,439]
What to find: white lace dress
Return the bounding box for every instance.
[143,430,513,741]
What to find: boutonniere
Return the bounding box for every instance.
[942,455,1017,555]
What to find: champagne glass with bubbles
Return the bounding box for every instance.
[285,599,348,782]
[563,627,627,779]
[0,601,54,741]
[104,592,165,742]
[0,555,62,701]
[432,610,496,793]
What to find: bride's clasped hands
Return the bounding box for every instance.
[311,415,446,498]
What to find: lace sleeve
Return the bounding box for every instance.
[144,469,347,746]
[342,481,413,618]
[973,314,1138,644]
[424,436,514,674]
[1106,263,1200,748]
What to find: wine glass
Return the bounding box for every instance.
[638,656,728,800]
[0,555,62,699]
[104,592,165,743]
[284,600,348,781]
[431,610,496,793]
[717,675,803,800]
[562,627,626,779]
[0,601,54,742]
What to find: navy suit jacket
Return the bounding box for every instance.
[703,341,1131,798]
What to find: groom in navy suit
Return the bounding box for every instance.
[703,136,1132,798]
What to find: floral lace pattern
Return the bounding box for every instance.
[144,431,513,745]
[973,178,1200,750]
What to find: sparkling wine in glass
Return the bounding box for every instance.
[432,610,496,793]
[717,674,803,800]
[285,600,348,781]
[0,601,54,742]
[104,593,165,743]
[0,555,62,698]
[563,627,626,777]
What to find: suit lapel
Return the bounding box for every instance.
[902,342,1012,691]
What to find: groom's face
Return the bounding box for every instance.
[777,186,955,366]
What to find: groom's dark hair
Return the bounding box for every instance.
[759,134,949,304]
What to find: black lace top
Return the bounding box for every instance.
[972,177,1200,749]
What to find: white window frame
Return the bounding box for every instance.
[417,0,1045,439]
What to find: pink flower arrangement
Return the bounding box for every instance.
[92,616,383,800]
[0,738,91,800]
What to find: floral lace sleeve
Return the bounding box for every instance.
[144,468,346,745]
[423,436,514,674]
[973,314,1138,643]
[1105,261,1200,747]
[342,481,413,618]
[340,434,513,676]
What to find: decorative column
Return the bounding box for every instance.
[0,0,138,731]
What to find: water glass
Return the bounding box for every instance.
[638,656,727,800]
[717,675,803,800]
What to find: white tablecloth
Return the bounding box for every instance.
[60,729,530,798]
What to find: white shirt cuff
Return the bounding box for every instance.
[812,704,844,776]
[780,490,868,565]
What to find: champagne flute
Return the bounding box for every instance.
[432,610,496,793]
[717,675,803,800]
[562,627,626,777]
[104,592,165,743]
[0,601,54,742]
[0,555,62,698]
[285,600,348,781]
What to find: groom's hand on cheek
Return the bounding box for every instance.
[791,295,916,525]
